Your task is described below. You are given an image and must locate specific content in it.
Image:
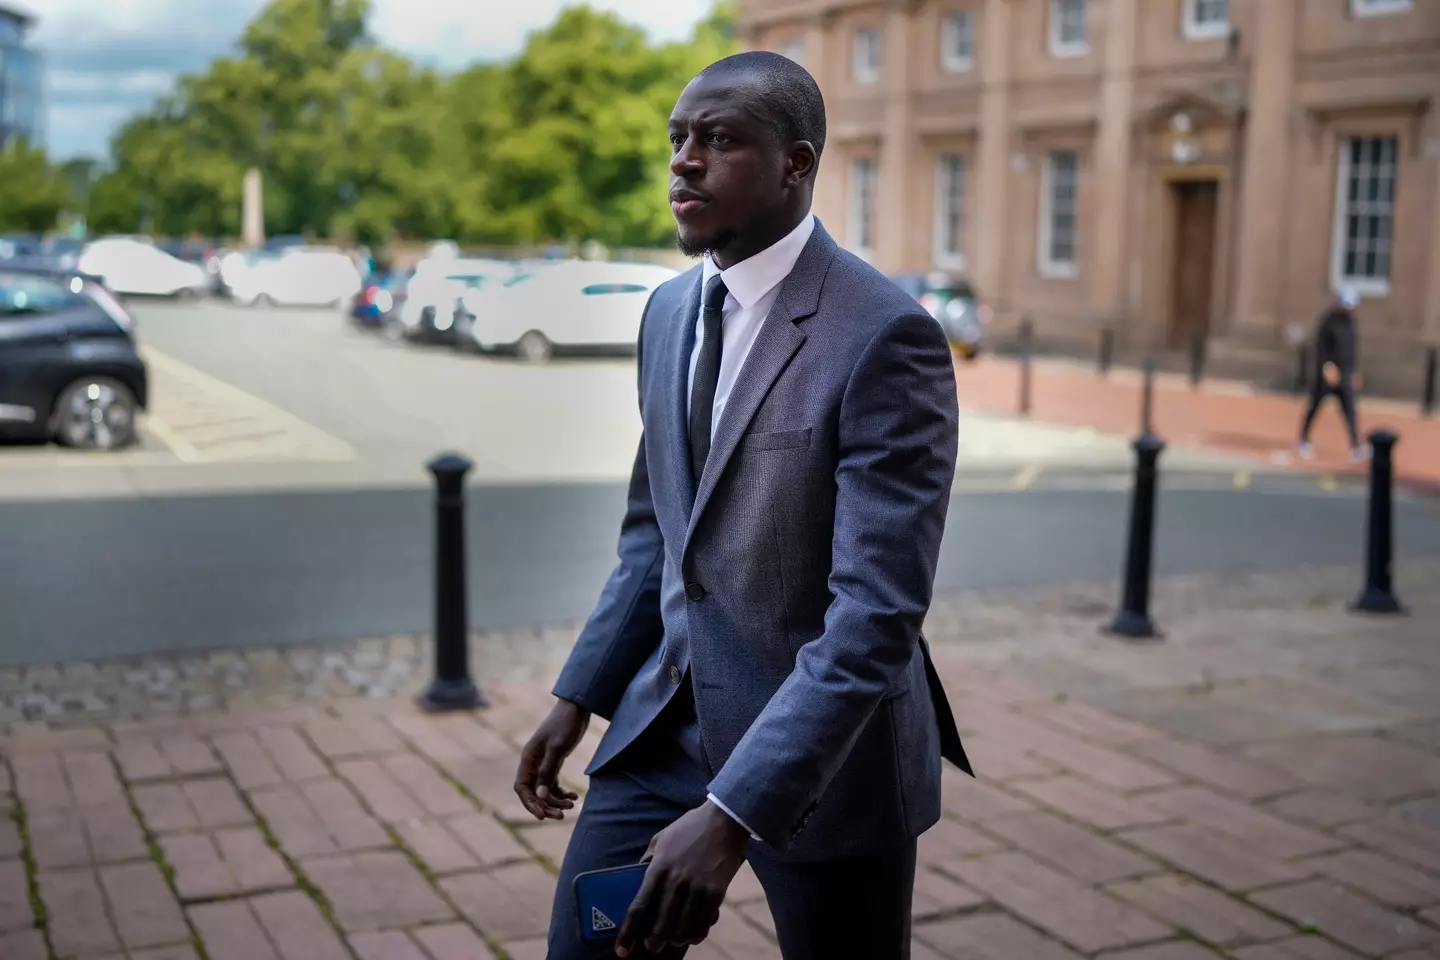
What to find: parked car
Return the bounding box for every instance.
[76,237,210,299]
[892,272,990,360]
[395,258,515,345]
[0,234,41,261]
[456,260,680,363]
[0,265,148,450]
[228,247,364,308]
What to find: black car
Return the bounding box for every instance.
[0,266,148,450]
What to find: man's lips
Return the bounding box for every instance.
[671,198,708,216]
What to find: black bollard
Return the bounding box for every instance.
[1106,434,1165,640]
[1018,316,1035,416]
[419,452,487,712]
[1294,343,1311,395]
[1423,347,1437,418]
[1352,431,1405,615]
[1139,356,1157,439]
[1188,332,1206,389]
[1098,328,1115,377]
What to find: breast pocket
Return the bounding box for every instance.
[740,427,812,452]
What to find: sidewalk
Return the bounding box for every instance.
[2,561,1438,960]
[956,355,1440,491]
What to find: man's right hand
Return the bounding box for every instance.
[515,698,591,821]
[1323,362,1342,387]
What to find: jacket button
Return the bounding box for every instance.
[669,665,682,684]
[685,581,705,601]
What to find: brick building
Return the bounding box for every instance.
[737,0,1440,391]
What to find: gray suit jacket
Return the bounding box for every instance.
[552,220,971,861]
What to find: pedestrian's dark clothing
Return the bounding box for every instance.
[1301,307,1360,447]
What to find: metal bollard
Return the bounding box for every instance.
[1352,431,1405,615]
[419,452,487,712]
[1018,316,1035,416]
[1139,356,1157,439]
[1106,433,1165,640]
[1098,328,1115,377]
[1188,333,1206,389]
[1423,347,1437,418]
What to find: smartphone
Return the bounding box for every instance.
[574,862,649,945]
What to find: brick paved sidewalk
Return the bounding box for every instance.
[955,354,1440,490]
[3,563,1439,960]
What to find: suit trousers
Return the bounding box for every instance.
[547,679,918,960]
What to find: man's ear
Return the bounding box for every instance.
[787,142,818,188]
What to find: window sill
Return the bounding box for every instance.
[1039,262,1080,280]
[1048,42,1088,59]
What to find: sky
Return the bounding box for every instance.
[22,0,714,160]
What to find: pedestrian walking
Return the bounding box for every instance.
[1299,287,1369,463]
[513,51,971,960]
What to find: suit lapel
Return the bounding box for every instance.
[684,224,837,549]
[665,270,704,519]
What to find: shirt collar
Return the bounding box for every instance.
[701,214,815,311]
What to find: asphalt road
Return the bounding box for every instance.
[3,300,1438,666]
[2,480,1438,666]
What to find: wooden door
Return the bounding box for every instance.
[1169,180,1219,348]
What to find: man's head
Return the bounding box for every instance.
[1337,287,1361,312]
[668,52,826,266]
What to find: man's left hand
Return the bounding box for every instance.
[614,800,749,956]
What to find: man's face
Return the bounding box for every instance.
[667,75,788,259]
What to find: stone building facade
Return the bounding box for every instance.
[738,0,1440,390]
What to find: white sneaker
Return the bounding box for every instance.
[1297,442,1316,460]
[1350,444,1372,464]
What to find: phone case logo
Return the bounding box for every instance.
[591,907,616,932]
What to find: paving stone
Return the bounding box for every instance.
[40,868,121,956]
[1139,785,1343,859]
[1106,873,1294,946]
[249,890,352,960]
[303,850,455,933]
[0,859,32,932]
[1262,790,1375,829]
[1249,879,1436,956]
[0,929,47,960]
[914,912,1083,960]
[1245,735,1440,800]
[516,820,575,864]
[304,718,405,760]
[1298,848,1440,909]
[1099,943,1221,960]
[919,815,1004,862]
[211,730,285,790]
[1021,699,1162,746]
[1007,774,1174,831]
[912,863,987,919]
[938,851,1172,953]
[1119,822,1314,891]
[499,938,547,960]
[12,753,73,807]
[940,772,1034,822]
[1126,738,1301,799]
[689,908,780,959]
[956,733,1065,782]
[130,947,202,960]
[27,800,149,868]
[250,778,390,859]
[444,755,535,824]
[161,827,294,900]
[412,922,502,960]
[441,861,556,942]
[336,754,475,824]
[61,751,125,804]
[982,810,1161,883]
[99,861,190,950]
[189,899,281,960]
[253,726,329,783]
[387,712,515,763]
[349,930,430,960]
[1337,817,1440,874]
[0,817,20,859]
[728,862,766,904]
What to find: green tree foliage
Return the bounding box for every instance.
[52,0,738,246]
[0,139,69,234]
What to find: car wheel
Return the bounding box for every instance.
[516,331,553,364]
[174,287,199,302]
[256,293,275,308]
[50,376,139,451]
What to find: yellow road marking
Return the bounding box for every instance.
[1011,463,1041,490]
[1233,470,1251,490]
[1319,474,1338,493]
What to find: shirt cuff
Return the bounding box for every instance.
[707,792,760,841]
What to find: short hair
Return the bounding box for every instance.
[698,51,828,163]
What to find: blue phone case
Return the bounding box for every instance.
[574,862,649,944]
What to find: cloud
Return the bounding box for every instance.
[26,0,713,159]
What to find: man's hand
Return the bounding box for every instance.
[614,800,749,956]
[514,699,589,821]
[1323,362,1341,387]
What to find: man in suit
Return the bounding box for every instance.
[514,51,971,960]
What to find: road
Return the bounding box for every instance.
[2,300,1437,666]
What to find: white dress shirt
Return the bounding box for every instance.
[686,213,815,839]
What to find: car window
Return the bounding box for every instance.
[581,283,650,295]
[0,273,88,318]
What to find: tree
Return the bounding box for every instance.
[0,140,68,234]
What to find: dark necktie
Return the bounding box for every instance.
[689,275,728,486]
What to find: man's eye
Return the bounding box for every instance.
[709,133,730,145]
[670,135,685,148]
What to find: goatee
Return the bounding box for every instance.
[676,229,737,260]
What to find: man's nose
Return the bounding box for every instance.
[670,136,703,176]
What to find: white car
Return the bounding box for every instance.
[397,257,515,342]
[76,238,210,298]
[228,248,364,308]
[459,260,680,362]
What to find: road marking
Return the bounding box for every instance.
[1233,470,1252,490]
[1011,463,1041,490]
[140,347,355,464]
[1319,474,1338,493]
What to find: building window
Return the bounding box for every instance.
[853,28,882,84]
[934,155,965,267]
[850,158,877,258]
[1182,0,1230,40]
[1038,150,1079,278]
[941,11,974,72]
[1350,0,1412,17]
[1331,136,1397,296]
[1048,0,1087,57]
[778,42,804,66]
